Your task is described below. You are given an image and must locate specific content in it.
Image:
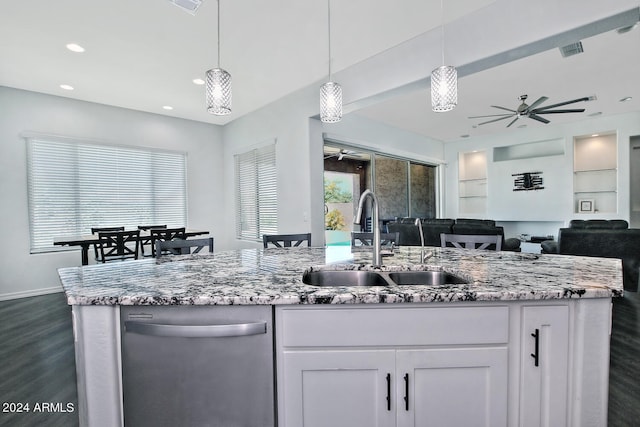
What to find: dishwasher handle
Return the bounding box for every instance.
[124,320,267,338]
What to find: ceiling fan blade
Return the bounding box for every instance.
[468,113,514,119]
[534,96,591,111]
[490,105,517,113]
[531,108,585,114]
[506,117,519,127]
[526,96,549,111]
[528,114,550,124]
[477,115,515,126]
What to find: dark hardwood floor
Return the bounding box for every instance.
[0,291,638,426]
[0,293,78,427]
[608,290,640,427]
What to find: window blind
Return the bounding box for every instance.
[235,143,277,240]
[27,137,187,252]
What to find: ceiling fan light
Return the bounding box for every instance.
[431,65,457,112]
[206,68,232,116]
[320,81,342,123]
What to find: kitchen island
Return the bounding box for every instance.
[59,246,623,427]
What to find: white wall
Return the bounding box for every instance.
[443,111,640,236]
[0,86,223,299]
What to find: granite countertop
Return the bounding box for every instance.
[57,246,624,306]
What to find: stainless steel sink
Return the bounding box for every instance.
[387,271,469,286]
[302,269,470,287]
[302,270,390,287]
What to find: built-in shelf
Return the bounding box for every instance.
[573,134,617,214]
[458,151,487,216]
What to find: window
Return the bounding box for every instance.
[27,136,187,252]
[235,143,277,240]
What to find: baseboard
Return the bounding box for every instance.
[0,286,64,301]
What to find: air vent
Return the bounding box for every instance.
[169,0,202,15]
[559,41,584,58]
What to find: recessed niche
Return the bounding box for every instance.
[493,138,565,162]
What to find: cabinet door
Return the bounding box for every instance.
[396,347,508,427]
[281,350,396,427]
[519,305,569,427]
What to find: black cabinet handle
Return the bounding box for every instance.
[403,373,409,411]
[531,328,540,367]
[386,373,391,411]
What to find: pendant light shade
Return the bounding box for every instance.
[431,0,457,112]
[320,0,342,123]
[206,0,231,116]
[206,67,232,115]
[320,81,342,123]
[431,65,457,112]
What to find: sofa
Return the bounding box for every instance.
[543,220,640,292]
[387,218,521,251]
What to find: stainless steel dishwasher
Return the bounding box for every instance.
[121,305,275,427]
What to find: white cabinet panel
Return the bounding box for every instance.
[281,350,396,427]
[397,347,508,427]
[519,305,569,427]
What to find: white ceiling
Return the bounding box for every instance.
[1,0,638,143]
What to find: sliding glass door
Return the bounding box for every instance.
[323,143,437,244]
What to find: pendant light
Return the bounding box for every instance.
[431,0,457,112]
[320,0,342,123]
[206,0,231,115]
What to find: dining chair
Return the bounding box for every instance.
[351,232,399,246]
[440,233,502,251]
[137,225,167,257]
[150,227,186,257]
[263,233,311,248]
[155,237,214,257]
[96,230,141,262]
[91,226,125,262]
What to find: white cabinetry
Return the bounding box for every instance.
[276,305,509,427]
[396,347,508,427]
[519,305,569,427]
[281,350,396,427]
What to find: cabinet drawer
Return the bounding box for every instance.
[278,306,509,347]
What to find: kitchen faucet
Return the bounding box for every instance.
[354,189,381,265]
[414,218,433,263]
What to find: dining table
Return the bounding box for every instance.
[53,229,210,265]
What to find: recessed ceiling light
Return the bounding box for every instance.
[460,134,470,138]
[192,78,205,85]
[588,111,602,117]
[619,96,633,102]
[517,124,527,129]
[591,134,599,137]
[60,84,74,91]
[66,43,85,53]
[163,106,174,110]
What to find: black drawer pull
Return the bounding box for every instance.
[403,373,409,411]
[531,328,540,367]
[386,373,391,411]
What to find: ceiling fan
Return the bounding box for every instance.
[324,148,363,160]
[469,94,595,127]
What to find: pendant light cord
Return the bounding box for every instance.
[440,0,445,65]
[217,0,221,67]
[327,0,332,80]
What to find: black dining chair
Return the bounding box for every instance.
[440,233,502,251]
[96,230,141,262]
[155,237,214,257]
[262,233,311,248]
[351,232,399,247]
[91,226,125,262]
[150,227,186,257]
[137,225,167,257]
